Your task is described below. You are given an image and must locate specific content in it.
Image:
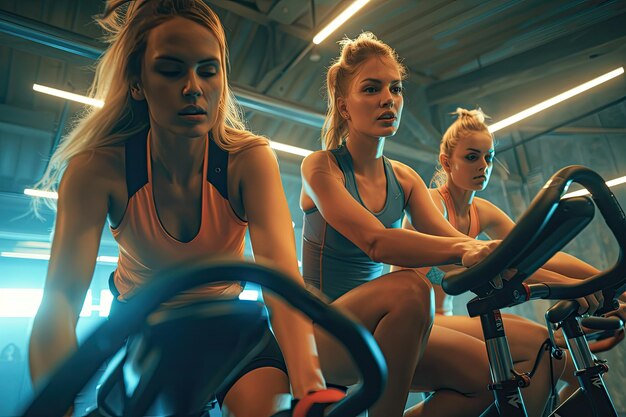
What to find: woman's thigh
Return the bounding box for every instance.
[411,323,491,395]
[222,367,290,417]
[314,269,434,384]
[434,313,549,364]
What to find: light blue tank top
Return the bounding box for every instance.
[302,146,406,301]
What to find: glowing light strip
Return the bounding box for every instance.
[0,252,50,260]
[33,83,104,108]
[562,175,626,198]
[489,67,624,133]
[269,141,313,156]
[24,188,58,199]
[313,0,371,45]
[0,251,118,264]
[0,287,259,317]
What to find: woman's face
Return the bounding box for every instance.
[341,56,404,139]
[445,131,494,191]
[135,16,223,139]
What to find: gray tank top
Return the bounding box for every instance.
[302,146,406,301]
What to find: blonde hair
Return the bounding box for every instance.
[322,32,406,150]
[34,0,265,211]
[431,108,492,188]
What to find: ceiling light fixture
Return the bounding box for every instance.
[562,175,626,198]
[313,0,371,45]
[33,83,104,108]
[489,67,624,133]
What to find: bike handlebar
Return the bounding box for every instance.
[21,258,387,417]
[442,166,626,309]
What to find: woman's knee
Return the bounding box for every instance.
[383,270,434,325]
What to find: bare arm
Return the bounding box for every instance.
[29,153,110,384]
[301,152,494,268]
[238,145,325,398]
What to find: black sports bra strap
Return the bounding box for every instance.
[207,133,229,200]
[125,129,150,199]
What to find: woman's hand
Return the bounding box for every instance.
[460,239,500,268]
[293,388,346,417]
[576,290,604,315]
[604,300,626,322]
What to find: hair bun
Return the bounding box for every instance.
[453,107,487,124]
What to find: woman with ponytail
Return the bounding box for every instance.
[395,107,626,412]
[301,33,508,417]
[28,1,335,416]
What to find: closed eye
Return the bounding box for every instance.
[198,64,219,77]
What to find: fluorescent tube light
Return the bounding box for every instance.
[269,141,313,156]
[1,251,118,264]
[562,175,626,198]
[0,252,50,260]
[313,0,371,45]
[24,188,58,199]
[489,67,624,133]
[33,83,104,108]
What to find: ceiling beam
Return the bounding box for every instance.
[207,0,311,41]
[0,10,102,60]
[426,12,626,104]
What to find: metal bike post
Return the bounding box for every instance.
[481,310,529,417]
[551,317,618,417]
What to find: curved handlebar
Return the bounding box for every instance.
[442,166,626,305]
[21,258,387,417]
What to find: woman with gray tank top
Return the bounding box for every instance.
[301,32,502,417]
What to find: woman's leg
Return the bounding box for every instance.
[314,270,434,417]
[434,313,566,416]
[222,367,291,417]
[405,324,494,417]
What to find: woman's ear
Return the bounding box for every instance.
[130,81,145,101]
[337,97,350,120]
[440,154,451,173]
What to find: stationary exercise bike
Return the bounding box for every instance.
[441,166,626,417]
[20,259,388,417]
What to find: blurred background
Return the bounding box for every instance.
[0,0,625,415]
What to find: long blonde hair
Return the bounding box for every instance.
[322,32,406,150]
[35,0,265,211]
[431,108,493,188]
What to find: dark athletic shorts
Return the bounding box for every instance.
[108,273,288,409]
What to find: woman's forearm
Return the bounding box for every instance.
[265,294,325,398]
[29,291,78,385]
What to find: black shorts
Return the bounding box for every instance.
[215,326,287,406]
[107,273,288,409]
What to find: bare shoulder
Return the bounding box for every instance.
[473,196,514,234]
[388,158,425,203]
[301,150,342,179]
[58,145,126,224]
[62,145,124,191]
[230,141,277,176]
[474,196,503,216]
[388,159,419,182]
[302,150,336,170]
